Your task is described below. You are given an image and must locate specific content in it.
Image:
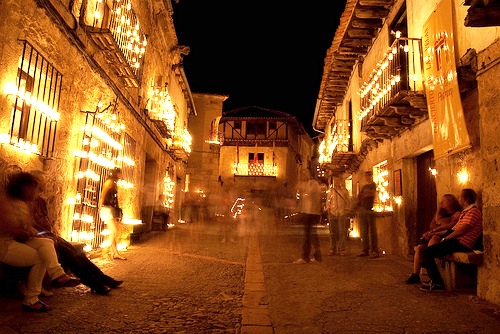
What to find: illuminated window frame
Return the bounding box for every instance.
[373,160,392,212]
[4,40,61,157]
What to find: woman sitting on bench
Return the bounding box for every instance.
[0,172,77,312]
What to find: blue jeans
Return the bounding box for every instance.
[422,238,470,286]
[358,208,378,254]
[328,213,348,253]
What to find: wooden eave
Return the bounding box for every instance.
[463,0,500,27]
[315,0,395,131]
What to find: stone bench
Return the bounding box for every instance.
[438,250,484,291]
[0,263,30,297]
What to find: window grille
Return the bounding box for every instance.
[71,111,135,250]
[121,132,136,186]
[7,40,61,157]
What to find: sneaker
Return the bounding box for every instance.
[421,279,431,287]
[293,258,308,264]
[357,252,369,257]
[310,258,319,263]
[370,252,380,259]
[420,282,445,292]
[328,251,336,256]
[405,273,421,284]
[340,251,347,256]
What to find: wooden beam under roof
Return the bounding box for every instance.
[351,18,384,28]
[314,0,395,131]
[354,7,391,19]
[347,28,378,38]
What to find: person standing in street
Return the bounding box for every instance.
[420,188,483,292]
[356,170,379,258]
[327,175,351,256]
[214,178,236,243]
[294,168,324,264]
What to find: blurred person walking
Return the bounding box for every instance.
[294,168,324,264]
[327,175,351,256]
[356,171,379,258]
[99,167,126,260]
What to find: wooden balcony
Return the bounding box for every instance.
[321,151,356,174]
[169,146,189,162]
[360,91,428,140]
[86,27,140,88]
[464,0,500,27]
[359,38,428,140]
[151,119,173,138]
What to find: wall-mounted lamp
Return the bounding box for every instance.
[457,169,469,184]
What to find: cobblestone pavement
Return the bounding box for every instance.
[1,220,500,334]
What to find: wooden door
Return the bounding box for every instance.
[416,151,437,240]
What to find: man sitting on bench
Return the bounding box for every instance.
[420,188,483,292]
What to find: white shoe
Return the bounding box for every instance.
[293,258,308,264]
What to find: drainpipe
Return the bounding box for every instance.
[312,98,324,134]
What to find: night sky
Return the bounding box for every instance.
[172,1,347,136]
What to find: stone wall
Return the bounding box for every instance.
[477,38,500,305]
[0,0,190,242]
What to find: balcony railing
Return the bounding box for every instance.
[168,129,192,161]
[358,37,427,140]
[206,130,224,145]
[318,119,355,173]
[233,163,277,177]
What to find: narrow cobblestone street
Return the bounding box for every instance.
[1,220,500,334]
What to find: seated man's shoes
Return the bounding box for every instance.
[405,273,421,284]
[90,283,112,295]
[52,275,81,288]
[420,281,445,292]
[103,275,123,288]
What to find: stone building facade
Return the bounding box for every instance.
[314,0,500,305]
[188,103,315,221]
[0,0,194,250]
